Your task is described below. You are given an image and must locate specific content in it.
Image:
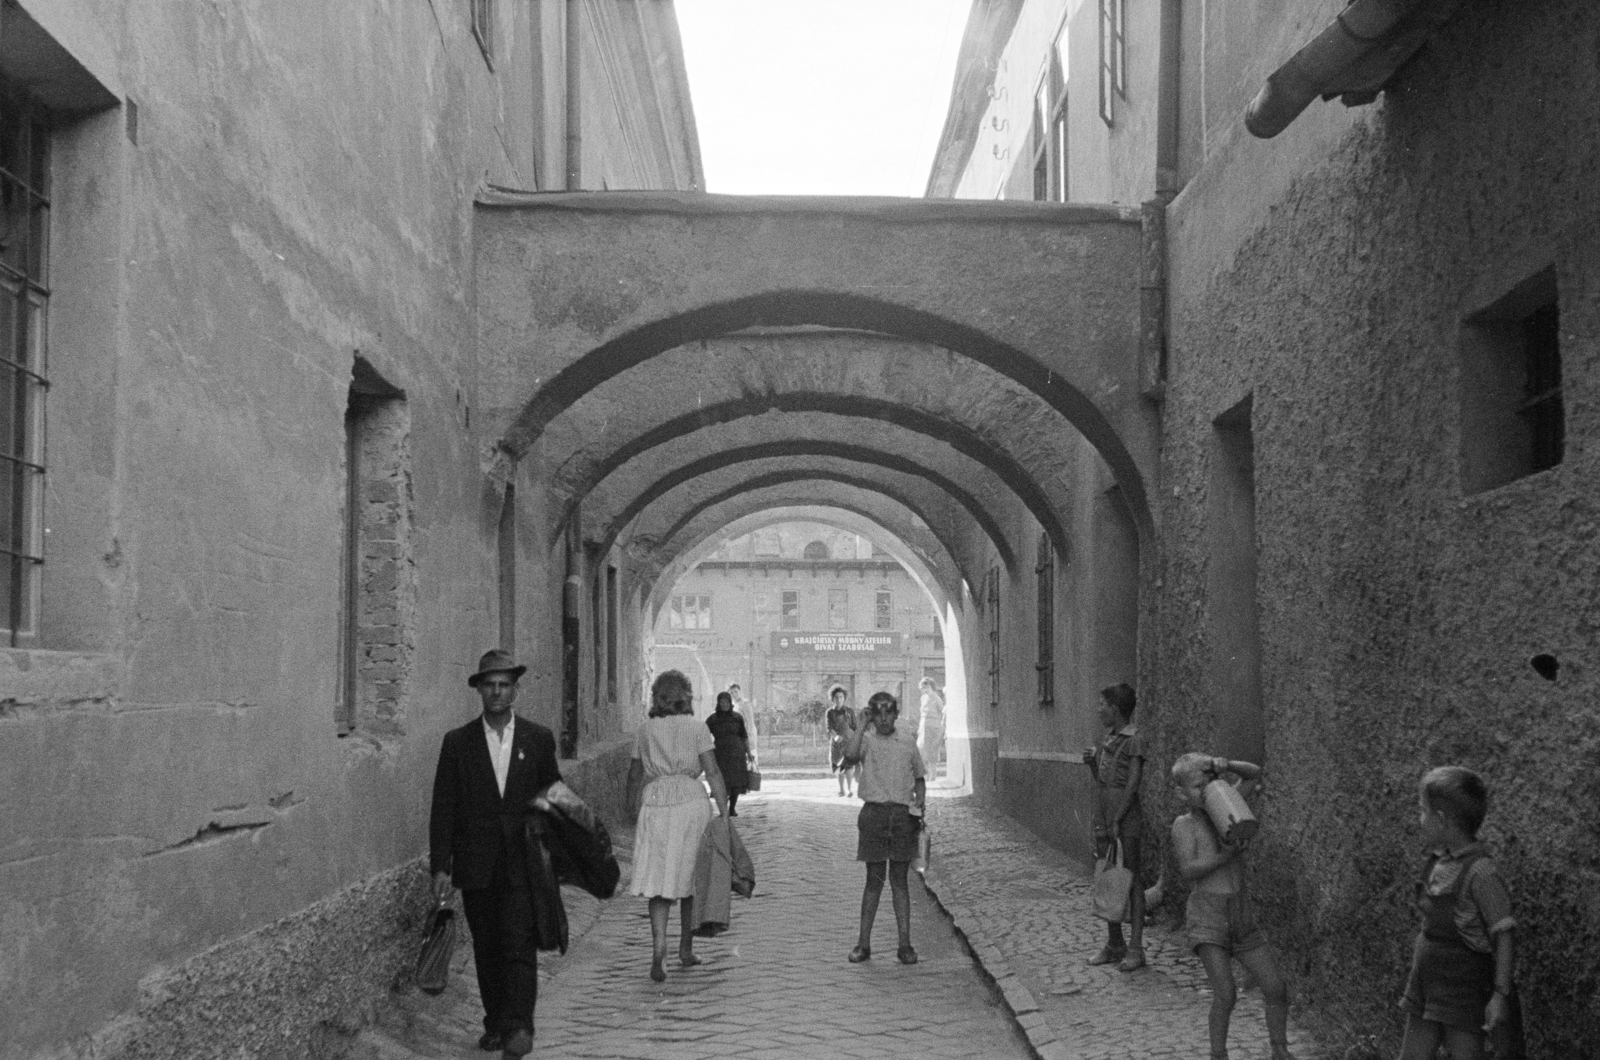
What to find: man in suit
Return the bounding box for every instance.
[430,649,561,1058]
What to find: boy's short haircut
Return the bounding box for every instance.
[1171,752,1214,786]
[865,690,899,715]
[1421,765,1488,836]
[1100,682,1137,718]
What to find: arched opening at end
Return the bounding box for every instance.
[643,512,967,792]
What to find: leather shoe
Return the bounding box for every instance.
[478,1031,504,1052]
[501,1027,533,1058]
[847,945,871,963]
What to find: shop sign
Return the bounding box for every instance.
[769,632,903,654]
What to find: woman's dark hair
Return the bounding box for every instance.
[865,690,899,716]
[650,670,694,718]
[1100,682,1137,720]
[714,691,734,712]
[1421,766,1489,836]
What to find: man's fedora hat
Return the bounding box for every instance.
[467,649,527,687]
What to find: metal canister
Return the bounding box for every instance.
[1202,779,1259,843]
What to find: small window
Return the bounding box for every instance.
[1459,266,1564,493]
[471,0,496,69]
[0,82,50,645]
[875,590,893,630]
[780,589,799,629]
[1033,27,1069,201]
[670,593,712,630]
[1036,534,1055,708]
[828,588,848,630]
[803,539,831,560]
[1099,0,1125,126]
[752,589,777,628]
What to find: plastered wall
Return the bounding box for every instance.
[1146,1,1600,1051]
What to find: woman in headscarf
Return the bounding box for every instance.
[707,691,753,816]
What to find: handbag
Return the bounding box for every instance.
[746,768,762,792]
[414,902,456,996]
[1092,839,1134,923]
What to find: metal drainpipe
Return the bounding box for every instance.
[558,1,583,758]
[562,513,582,759]
[1140,0,1183,396]
[565,0,582,190]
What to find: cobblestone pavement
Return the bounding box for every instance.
[359,777,1031,1059]
[918,791,1333,1060]
[358,778,1335,1060]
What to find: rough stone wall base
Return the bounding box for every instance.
[50,859,432,1060]
[559,737,633,829]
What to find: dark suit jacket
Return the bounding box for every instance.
[429,713,562,891]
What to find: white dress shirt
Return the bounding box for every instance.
[483,715,516,797]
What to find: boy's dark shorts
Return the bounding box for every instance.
[1402,934,1495,1033]
[857,802,918,863]
[1185,891,1267,955]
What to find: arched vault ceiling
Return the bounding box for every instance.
[609,455,1010,578]
[645,505,953,628]
[538,331,1103,554]
[580,414,1039,565]
[475,191,1155,535]
[640,493,961,612]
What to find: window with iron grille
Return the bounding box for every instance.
[1036,533,1055,707]
[471,0,496,69]
[1032,28,1069,201]
[986,568,1000,711]
[875,589,893,630]
[1099,0,1126,126]
[0,84,49,645]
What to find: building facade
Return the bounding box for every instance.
[648,522,944,734]
[928,0,1600,1052]
[0,2,698,1057]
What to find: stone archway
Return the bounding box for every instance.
[475,191,1156,537]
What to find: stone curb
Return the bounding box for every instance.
[917,868,1064,1060]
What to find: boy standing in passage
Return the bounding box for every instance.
[1399,766,1518,1060]
[1171,752,1293,1060]
[841,691,927,965]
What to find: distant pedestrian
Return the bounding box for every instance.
[707,691,753,817]
[825,686,858,798]
[917,677,945,781]
[428,650,561,1059]
[1082,682,1147,971]
[1397,766,1519,1060]
[625,671,730,983]
[1170,753,1293,1060]
[840,691,927,965]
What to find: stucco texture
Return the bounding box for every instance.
[1147,2,1600,1053]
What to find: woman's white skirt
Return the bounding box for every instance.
[629,776,713,899]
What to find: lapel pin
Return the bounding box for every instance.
[518,750,525,760]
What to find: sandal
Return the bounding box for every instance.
[649,958,666,983]
[897,946,919,965]
[1087,945,1127,966]
[848,945,871,963]
[679,952,703,968]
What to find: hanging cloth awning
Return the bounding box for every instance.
[1245,0,1467,139]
